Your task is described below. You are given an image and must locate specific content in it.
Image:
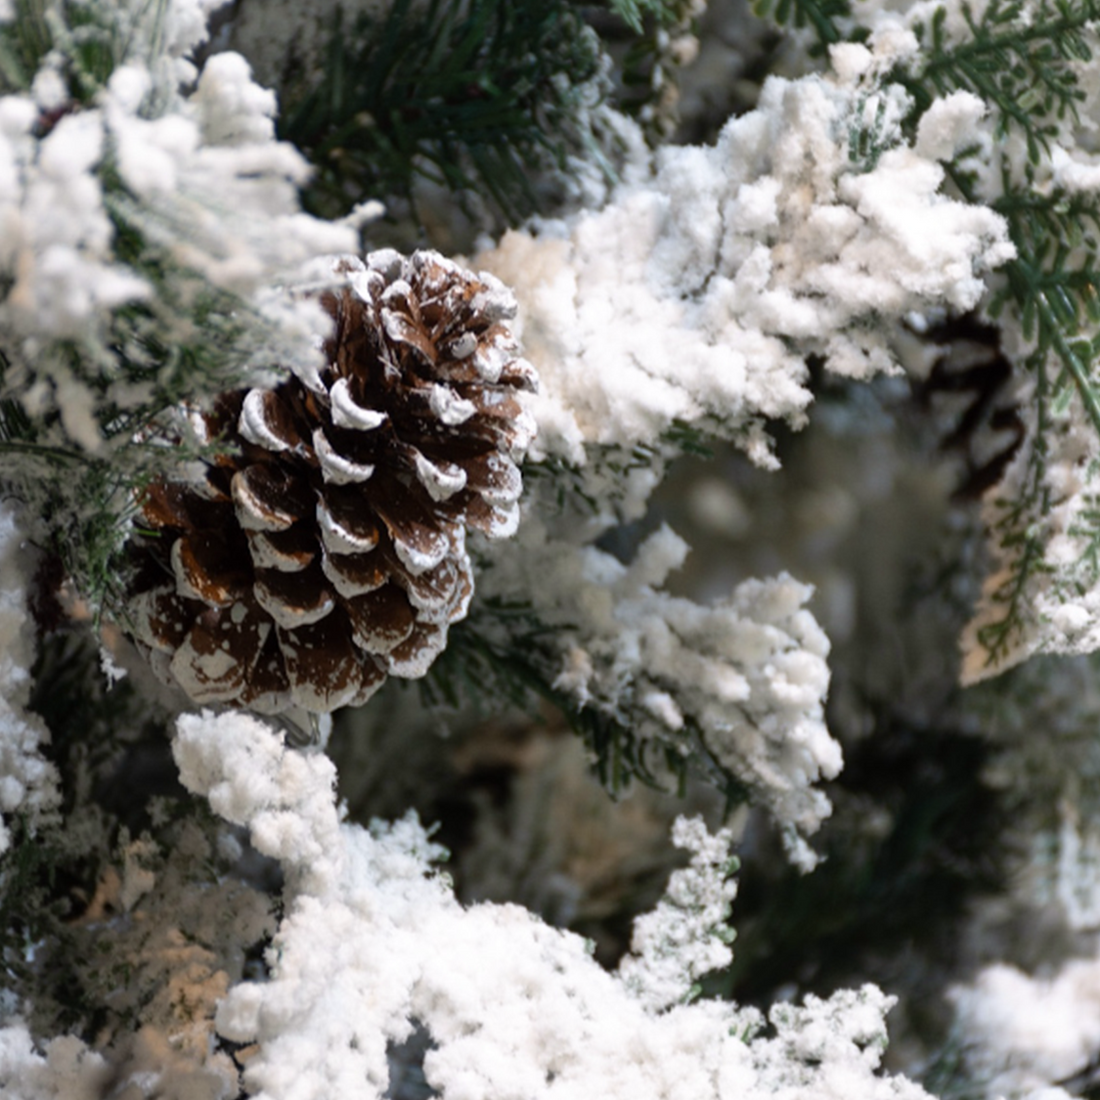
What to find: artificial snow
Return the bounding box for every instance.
[961,397,1100,682]
[0,1025,108,1100]
[480,70,1011,468]
[0,7,358,452]
[479,511,838,858]
[950,951,1100,1098]
[171,710,931,1100]
[0,501,60,857]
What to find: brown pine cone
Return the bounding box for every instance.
[125,249,537,714]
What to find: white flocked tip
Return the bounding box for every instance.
[247,531,315,573]
[170,639,245,704]
[231,469,299,532]
[317,499,380,555]
[321,550,387,599]
[329,377,387,431]
[313,428,375,485]
[428,383,476,425]
[239,389,291,452]
[365,248,404,279]
[253,578,336,631]
[445,332,478,360]
[413,451,467,502]
[385,626,448,679]
[392,535,449,576]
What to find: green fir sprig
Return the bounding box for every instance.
[0,0,174,102]
[752,0,1100,673]
[424,602,751,806]
[902,0,1099,162]
[279,0,612,227]
[603,0,687,34]
[750,0,852,50]
[968,350,1054,668]
[890,2,1100,669]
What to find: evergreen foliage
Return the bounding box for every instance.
[749,0,851,48]
[748,0,1100,675]
[603,0,688,34]
[426,606,750,803]
[7,0,1100,1091]
[0,0,347,622]
[903,0,1099,159]
[279,0,612,225]
[896,1,1100,673]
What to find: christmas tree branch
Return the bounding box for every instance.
[278,0,610,224]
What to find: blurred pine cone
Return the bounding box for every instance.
[125,250,537,714]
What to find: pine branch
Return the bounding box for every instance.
[602,0,685,34]
[0,0,51,92]
[876,2,1100,670]
[969,347,1054,671]
[422,605,663,794]
[902,0,1099,163]
[984,184,1100,435]
[0,0,173,102]
[279,0,610,225]
[424,606,750,805]
[99,186,264,423]
[749,0,851,49]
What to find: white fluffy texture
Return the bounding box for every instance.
[173,711,930,1100]
[480,518,838,859]
[471,61,1004,840]
[960,398,1100,682]
[174,710,341,897]
[1055,802,1100,931]
[0,103,149,351]
[0,1025,109,1100]
[0,0,224,350]
[950,64,1100,683]
[950,951,1100,1098]
[894,3,1100,681]
[617,816,738,1011]
[103,50,356,376]
[0,502,59,857]
[0,0,356,449]
[479,73,1011,468]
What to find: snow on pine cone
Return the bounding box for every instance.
[125,250,537,714]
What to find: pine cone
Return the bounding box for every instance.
[125,250,537,714]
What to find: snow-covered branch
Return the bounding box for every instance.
[174,709,928,1100]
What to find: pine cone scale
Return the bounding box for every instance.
[169,605,270,705]
[172,533,248,607]
[346,586,417,654]
[328,377,388,431]
[247,527,316,572]
[232,467,308,532]
[240,388,304,453]
[321,550,387,599]
[382,309,438,364]
[253,565,336,629]
[313,428,376,485]
[278,616,374,712]
[316,497,381,556]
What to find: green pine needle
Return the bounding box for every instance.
[867,0,1100,671]
[903,0,1099,163]
[279,0,610,225]
[603,0,684,34]
[750,0,852,49]
[423,604,750,806]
